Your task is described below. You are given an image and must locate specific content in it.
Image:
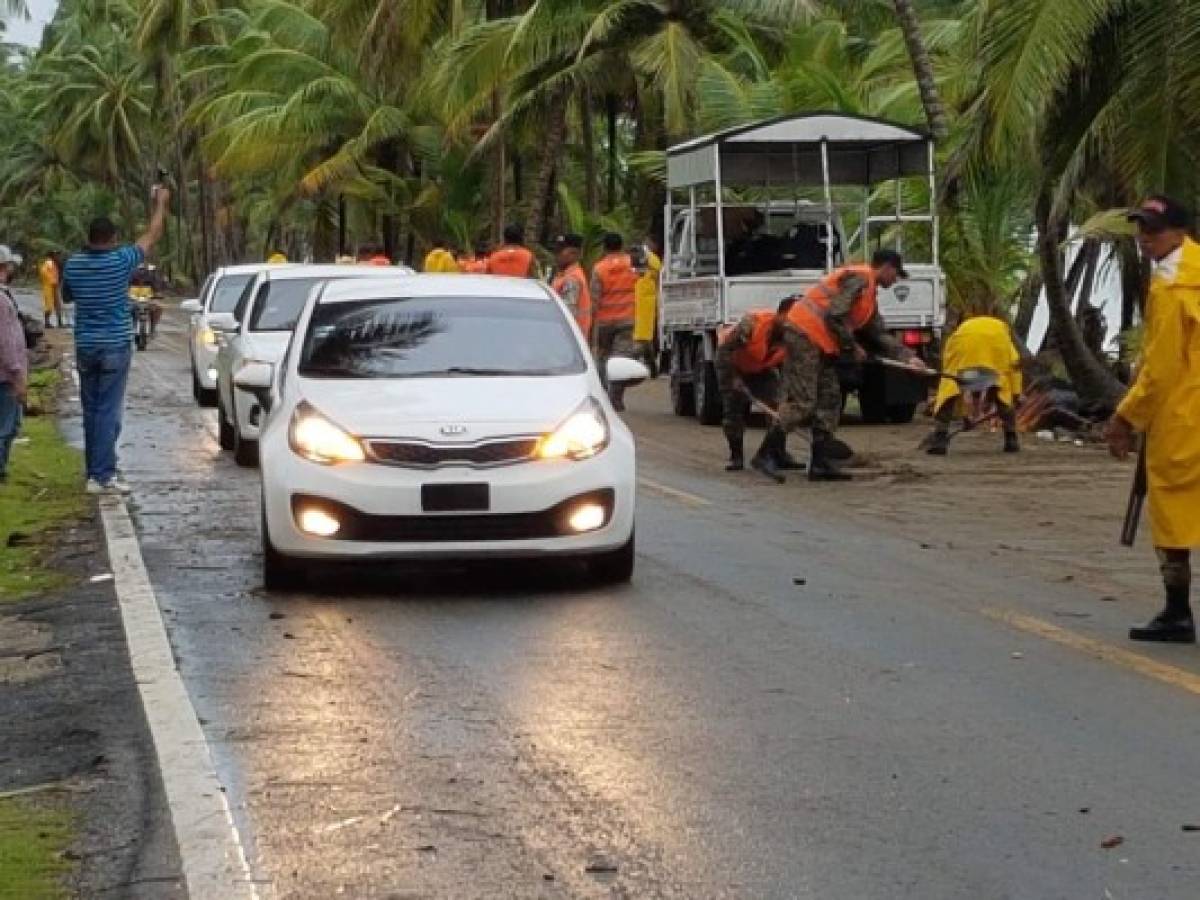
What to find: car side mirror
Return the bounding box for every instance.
[180,299,202,314]
[234,362,274,411]
[606,357,650,386]
[208,312,238,333]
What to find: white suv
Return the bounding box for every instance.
[215,264,413,466]
[235,275,644,590]
[181,263,275,406]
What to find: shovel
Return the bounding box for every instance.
[737,386,853,460]
[872,356,1001,393]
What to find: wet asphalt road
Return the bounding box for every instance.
[94,309,1200,899]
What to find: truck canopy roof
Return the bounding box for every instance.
[666,113,930,189]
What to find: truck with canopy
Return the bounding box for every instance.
[661,112,945,425]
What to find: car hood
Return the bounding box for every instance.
[295,374,593,440]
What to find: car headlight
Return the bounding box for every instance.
[200,327,217,349]
[537,399,609,460]
[289,403,365,464]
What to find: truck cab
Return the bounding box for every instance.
[661,113,945,425]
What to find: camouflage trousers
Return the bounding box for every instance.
[715,357,779,442]
[1158,548,1192,593]
[595,322,636,385]
[776,328,842,435]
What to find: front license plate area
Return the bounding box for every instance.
[421,483,490,512]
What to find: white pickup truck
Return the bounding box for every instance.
[661,113,946,425]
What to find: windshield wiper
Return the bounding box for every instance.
[421,367,557,376]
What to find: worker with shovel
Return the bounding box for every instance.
[715,297,805,479]
[1106,195,1200,644]
[773,249,927,481]
[925,310,1023,455]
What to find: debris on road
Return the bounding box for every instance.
[1011,652,1024,659]
[1100,835,1124,849]
[792,577,806,586]
[88,573,113,584]
[585,857,619,875]
[317,816,363,834]
[1182,824,1200,832]
[268,612,285,620]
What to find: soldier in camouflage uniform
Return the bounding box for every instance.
[715,297,802,479]
[772,250,924,482]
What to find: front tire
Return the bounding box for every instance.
[217,397,235,450]
[691,343,722,427]
[231,395,260,467]
[669,340,696,417]
[193,370,217,408]
[588,530,635,585]
[261,504,304,592]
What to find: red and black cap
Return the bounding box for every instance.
[1127,195,1193,231]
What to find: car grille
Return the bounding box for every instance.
[365,438,540,468]
[291,490,614,543]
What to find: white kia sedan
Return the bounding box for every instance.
[235,275,644,590]
[215,264,412,466]
[181,263,274,406]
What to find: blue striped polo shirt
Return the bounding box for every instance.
[64,245,144,349]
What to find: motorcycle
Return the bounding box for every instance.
[129,265,163,351]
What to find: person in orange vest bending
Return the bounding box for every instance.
[772,249,928,482]
[715,297,805,478]
[458,241,490,274]
[590,232,640,411]
[357,242,391,266]
[550,233,592,337]
[486,224,538,277]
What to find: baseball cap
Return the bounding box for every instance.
[0,245,23,266]
[872,248,908,278]
[1127,195,1192,231]
[553,233,583,250]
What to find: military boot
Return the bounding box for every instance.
[809,431,852,482]
[725,433,745,472]
[1003,431,1020,453]
[1130,586,1195,643]
[926,430,950,456]
[774,443,807,471]
[750,429,786,484]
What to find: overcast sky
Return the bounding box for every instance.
[6,0,57,47]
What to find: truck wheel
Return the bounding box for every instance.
[669,343,695,417]
[691,344,722,427]
[857,377,887,425]
[886,403,917,424]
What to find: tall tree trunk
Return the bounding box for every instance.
[1035,190,1124,409]
[580,88,598,215]
[606,93,618,211]
[196,165,212,271]
[487,0,506,241]
[891,0,948,142]
[1012,269,1043,343]
[526,99,569,246]
[337,194,347,257]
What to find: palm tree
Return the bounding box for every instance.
[889,0,948,140]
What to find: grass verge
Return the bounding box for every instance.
[0,797,72,899]
[0,369,86,600]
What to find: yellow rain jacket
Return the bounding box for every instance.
[1116,236,1200,549]
[934,315,1023,413]
[39,258,59,314]
[633,250,661,342]
[423,248,460,274]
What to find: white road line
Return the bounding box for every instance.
[638,476,711,508]
[98,496,261,900]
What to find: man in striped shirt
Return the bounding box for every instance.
[63,187,170,494]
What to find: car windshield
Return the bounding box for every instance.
[210,274,253,314]
[299,296,586,379]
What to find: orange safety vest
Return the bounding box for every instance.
[592,253,638,325]
[787,264,878,355]
[487,245,535,277]
[719,310,786,374]
[551,263,592,335]
[459,257,488,274]
[367,255,391,266]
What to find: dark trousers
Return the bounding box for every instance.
[77,344,132,484]
[934,387,1016,434]
[0,382,21,477]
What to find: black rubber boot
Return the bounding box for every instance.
[1003,431,1020,453]
[725,434,745,472]
[774,444,806,471]
[1130,586,1195,643]
[750,430,785,484]
[926,430,950,456]
[809,431,852,482]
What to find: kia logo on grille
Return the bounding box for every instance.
[893,285,911,302]
[440,424,468,436]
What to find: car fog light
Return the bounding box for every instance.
[298,507,340,537]
[568,503,606,533]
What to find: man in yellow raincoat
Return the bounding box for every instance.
[1107,195,1200,644]
[925,311,1023,455]
[423,237,460,274]
[632,237,661,371]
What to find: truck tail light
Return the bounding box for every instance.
[902,330,928,347]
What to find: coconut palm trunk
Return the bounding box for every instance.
[891,0,948,142]
[1035,191,1125,409]
[526,99,568,245]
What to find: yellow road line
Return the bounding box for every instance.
[982,607,1200,697]
[638,477,711,508]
